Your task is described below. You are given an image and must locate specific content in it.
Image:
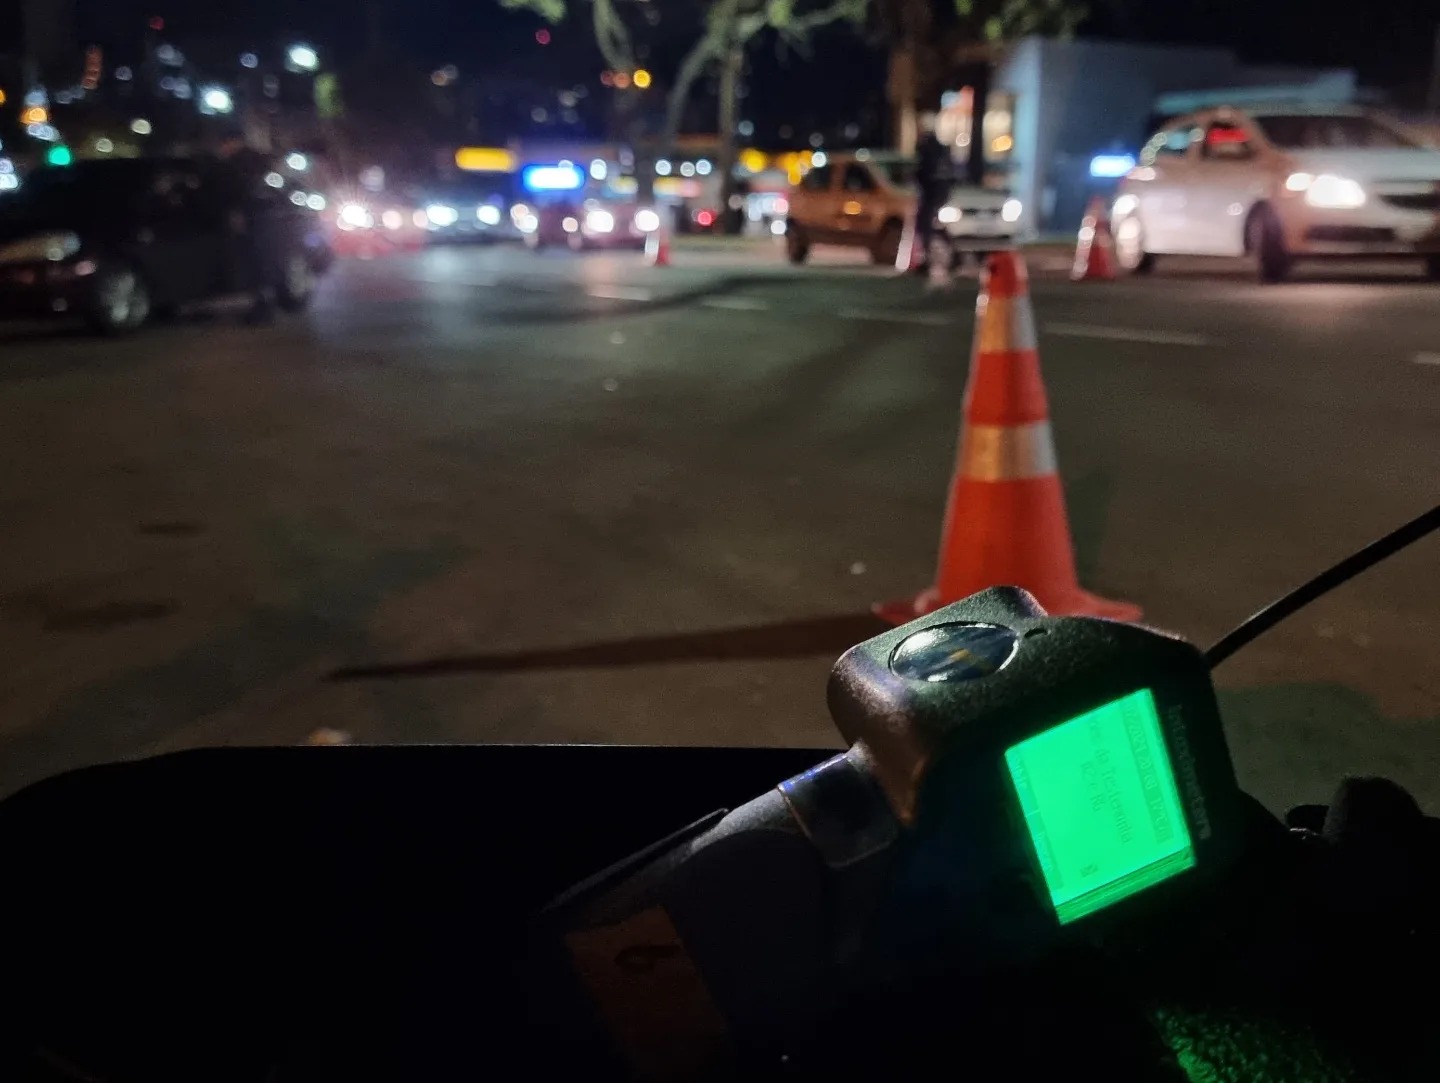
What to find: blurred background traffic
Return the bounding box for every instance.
[0,0,1437,817]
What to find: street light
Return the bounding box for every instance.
[287,44,319,72]
[200,86,233,114]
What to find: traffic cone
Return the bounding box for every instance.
[893,211,923,274]
[1071,197,1116,281]
[645,211,672,267]
[875,250,1140,625]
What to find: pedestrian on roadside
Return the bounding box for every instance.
[914,112,954,276]
[214,130,278,324]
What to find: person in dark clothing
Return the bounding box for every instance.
[214,133,278,323]
[913,112,954,275]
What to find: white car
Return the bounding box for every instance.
[1111,105,1440,282]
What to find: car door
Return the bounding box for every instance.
[793,163,837,242]
[837,161,886,242]
[1129,122,1201,253]
[1184,118,1267,256]
[131,165,226,304]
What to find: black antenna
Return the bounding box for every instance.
[1206,503,1440,668]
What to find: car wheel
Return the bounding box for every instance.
[276,249,315,313]
[873,220,903,265]
[85,262,151,335]
[786,226,810,264]
[1114,216,1155,274]
[1246,205,1291,284]
[1423,255,1440,280]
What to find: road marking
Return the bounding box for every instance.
[1414,352,1440,366]
[406,274,498,288]
[700,296,770,311]
[587,285,653,302]
[837,308,954,327]
[1043,322,1211,347]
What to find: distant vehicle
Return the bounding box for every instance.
[783,152,1021,265]
[327,192,428,256]
[515,194,662,252]
[412,178,519,243]
[1112,104,1440,282]
[0,157,330,333]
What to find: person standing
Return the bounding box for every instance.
[913,112,954,276]
[214,131,278,324]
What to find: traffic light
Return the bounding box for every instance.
[46,145,73,167]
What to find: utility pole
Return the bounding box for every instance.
[716,26,743,233]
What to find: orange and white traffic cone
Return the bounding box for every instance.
[645,211,672,267]
[875,250,1140,625]
[893,211,923,274]
[1071,196,1117,281]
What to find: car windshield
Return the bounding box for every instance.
[1251,113,1421,150]
[0,162,150,222]
[0,1,1435,845]
[873,159,917,186]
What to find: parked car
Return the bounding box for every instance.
[784,152,1022,265]
[516,195,662,252]
[1111,104,1440,282]
[0,156,330,333]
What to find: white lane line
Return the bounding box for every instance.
[837,309,954,327]
[405,274,498,288]
[1043,322,1211,348]
[701,296,771,311]
[586,285,653,302]
[1413,352,1440,366]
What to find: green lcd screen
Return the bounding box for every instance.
[1005,688,1195,925]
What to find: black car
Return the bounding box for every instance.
[0,156,332,333]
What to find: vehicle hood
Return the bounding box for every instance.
[944,184,1010,210]
[1284,148,1440,183]
[0,204,109,245]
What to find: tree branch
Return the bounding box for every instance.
[592,0,636,73]
[498,0,568,24]
[779,0,867,39]
[663,34,723,149]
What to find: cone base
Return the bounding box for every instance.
[874,583,1140,627]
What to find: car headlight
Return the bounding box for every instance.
[477,204,502,226]
[1001,198,1023,223]
[510,203,538,233]
[0,231,82,264]
[425,203,459,227]
[338,202,372,230]
[1300,173,1365,209]
[937,206,960,224]
[585,208,616,234]
[634,207,660,232]
[381,209,404,231]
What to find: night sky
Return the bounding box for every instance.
[71,0,1440,131]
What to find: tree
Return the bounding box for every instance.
[877,0,1084,164]
[505,0,864,225]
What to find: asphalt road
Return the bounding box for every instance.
[0,237,1435,817]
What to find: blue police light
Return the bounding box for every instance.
[1089,153,1137,179]
[522,164,585,192]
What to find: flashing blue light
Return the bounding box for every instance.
[1089,153,1137,179]
[522,164,585,192]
